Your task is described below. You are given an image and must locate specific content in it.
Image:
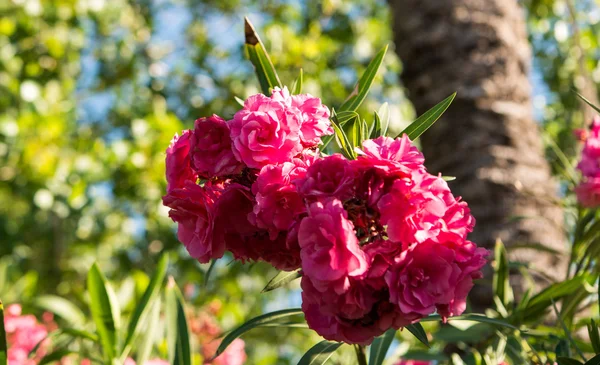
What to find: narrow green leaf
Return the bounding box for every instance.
[340,46,388,112]
[553,301,586,362]
[588,319,600,354]
[298,340,342,365]
[442,176,456,182]
[526,274,593,309]
[244,17,282,94]
[493,239,513,308]
[34,295,86,327]
[575,91,600,114]
[362,119,369,142]
[557,357,584,365]
[204,259,218,287]
[320,110,358,151]
[87,263,120,362]
[368,329,395,365]
[397,93,456,140]
[262,269,301,292]
[420,313,519,330]
[60,328,99,342]
[0,301,6,365]
[234,96,245,107]
[378,102,390,137]
[213,308,303,358]
[292,69,303,95]
[584,354,600,365]
[406,323,429,347]
[166,278,192,365]
[137,300,161,365]
[370,111,382,139]
[38,349,74,365]
[121,254,169,360]
[331,114,356,160]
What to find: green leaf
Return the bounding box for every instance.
[166,278,192,365]
[121,254,169,360]
[378,102,390,137]
[584,354,600,365]
[361,119,369,142]
[442,176,456,182]
[493,239,513,308]
[421,314,519,330]
[204,259,218,287]
[397,93,456,140]
[234,96,245,107]
[368,329,395,365]
[213,308,303,359]
[297,340,342,365]
[0,301,6,365]
[588,319,600,354]
[557,357,584,365]
[292,69,303,95]
[38,349,75,365]
[339,45,388,112]
[244,17,282,94]
[330,112,356,160]
[575,91,600,114]
[136,300,161,365]
[34,295,86,327]
[526,274,593,309]
[406,323,429,347]
[370,111,382,139]
[553,301,586,362]
[262,269,301,292]
[87,263,120,362]
[60,328,99,342]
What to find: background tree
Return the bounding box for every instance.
[388,0,567,305]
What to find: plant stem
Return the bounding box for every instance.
[354,344,368,365]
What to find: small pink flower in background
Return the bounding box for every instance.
[189,115,243,179]
[230,92,303,168]
[575,178,600,208]
[5,304,53,365]
[166,130,197,193]
[576,116,600,207]
[394,360,433,365]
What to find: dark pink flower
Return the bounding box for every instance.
[163,181,224,263]
[385,240,486,319]
[166,130,197,193]
[189,115,243,178]
[230,93,302,169]
[250,162,305,238]
[298,198,368,290]
[296,154,357,200]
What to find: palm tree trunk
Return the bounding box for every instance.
[388,0,566,307]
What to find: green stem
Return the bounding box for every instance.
[354,344,368,365]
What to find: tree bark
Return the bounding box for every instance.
[388,0,566,307]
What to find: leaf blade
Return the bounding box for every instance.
[262,269,301,292]
[368,329,395,365]
[0,301,6,365]
[87,263,120,362]
[339,46,388,112]
[397,93,456,140]
[244,17,282,94]
[406,323,429,348]
[166,278,192,365]
[298,340,342,365]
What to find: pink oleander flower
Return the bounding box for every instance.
[378,170,473,245]
[124,359,169,365]
[393,360,433,365]
[297,154,357,200]
[163,181,223,263]
[5,304,51,365]
[576,178,600,208]
[166,130,197,193]
[250,162,306,238]
[298,198,368,290]
[189,115,243,179]
[230,92,303,168]
[385,240,486,320]
[271,87,333,147]
[359,135,425,173]
[212,338,247,365]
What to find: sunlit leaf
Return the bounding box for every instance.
[87,263,120,362]
[368,329,395,365]
[0,301,6,365]
[213,308,303,359]
[493,239,513,309]
[292,69,303,95]
[262,269,301,292]
[34,295,86,327]
[397,93,456,140]
[406,323,429,347]
[166,278,192,365]
[339,45,388,112]
[298,340,342,365]
[244,17,282,94]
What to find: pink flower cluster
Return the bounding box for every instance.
[163,89,486,344]
[575,116,600,207]
[4,304,55,365]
